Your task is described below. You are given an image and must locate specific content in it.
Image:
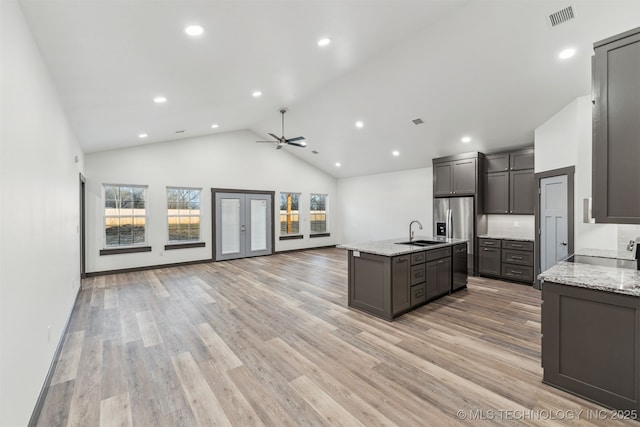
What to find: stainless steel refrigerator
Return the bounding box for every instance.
[434,196,475,274]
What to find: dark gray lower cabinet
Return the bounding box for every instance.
[391,255,411,315]
[479,247,501,276]
[542,282,640,412]
[347,246,457,321]
[426,257,451,300]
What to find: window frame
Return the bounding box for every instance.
[166,186,203,247]
[310,193,330,237]
[279,191,302,238]
[102,183,149,253]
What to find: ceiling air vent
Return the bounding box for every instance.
[311,150,319,154]
[547,5,575,27]
[412,118,424,125]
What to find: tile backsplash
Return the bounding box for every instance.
[617,224,640,252]
[485,215,535,239]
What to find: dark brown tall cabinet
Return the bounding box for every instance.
[592,27,640,223]
[484,148,535,215]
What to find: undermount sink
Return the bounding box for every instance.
[395,240,443,247]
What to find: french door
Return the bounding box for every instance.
[213,190,274,261]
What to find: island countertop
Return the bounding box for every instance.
[538,261,640,297]
[336,236,467,257]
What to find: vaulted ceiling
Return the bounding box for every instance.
[19,0,640,178]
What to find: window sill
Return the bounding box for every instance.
[310,233,330,238]
[164,242,206,250]
[279,235,304,241]
[100,246,152,256]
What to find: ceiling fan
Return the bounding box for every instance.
[257,108,307,149]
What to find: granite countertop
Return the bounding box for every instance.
[538,261,640,297]
[336,236,467,257]
[477,234,534,242]
[575,247,636,261]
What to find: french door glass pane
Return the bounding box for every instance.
[221,198,240,254]
[251,199,267,251]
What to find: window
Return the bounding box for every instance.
[310,193,328,235]
[167,187,201,242]
[279,192,300,236]
[104,184,147,247]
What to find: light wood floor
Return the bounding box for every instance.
[36,248,635,426]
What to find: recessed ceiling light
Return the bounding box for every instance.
[461,136,471,143]
[392,150,400,156]
[317,38,331,47]
[252,90,262,98]
[138,133,148,138]
[211,124,219,129]
[558,48,576,59]
[335,162,341,167]
[153,96,167,104]
[184,25,204,37]
[355,121,364,128]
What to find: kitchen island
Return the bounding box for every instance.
[337,237,467,321]
[538,257,640,414]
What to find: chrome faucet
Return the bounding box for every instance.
[409,220,423,242]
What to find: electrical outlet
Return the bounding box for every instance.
[513,221,520,228]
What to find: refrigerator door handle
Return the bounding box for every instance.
[447,209,452,239]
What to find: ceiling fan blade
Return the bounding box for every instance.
[256,140,275,143]
[287,140,307,148]
[268,133,281,141]
[286,136,305,143]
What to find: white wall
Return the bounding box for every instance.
[0,2,84,425]
[534,95,618,250]
[85,130,337,272]
[336,168,432,243]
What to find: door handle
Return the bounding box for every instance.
[241,225,246,232]
[561,241,567,246]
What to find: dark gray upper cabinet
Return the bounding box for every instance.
[593,27,640,223]
[434,162,454,196]
[509,148,534,171]
[433,152,482,197]
[510,169,535,214]
[484,148,535,215]
[484,171,509,214]
[485,153,509,173]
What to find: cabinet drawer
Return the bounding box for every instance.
[410,251,426,265]
[502,249,534,266]
[425,246,451,261]
[502,240,534,251]
[479,238,501,248]
[410,264,426,286]
[410,284,426,308]
[501,264,534,282]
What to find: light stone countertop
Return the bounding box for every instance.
[336,236,467,257]
[538,261,640,297]
[575,247,636,261]
[477,234,534,242]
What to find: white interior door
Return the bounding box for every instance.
[540,175,568,274]
[215,192,272,261]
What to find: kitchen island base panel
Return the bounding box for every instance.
[542,282,640,412]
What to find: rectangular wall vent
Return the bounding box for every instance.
[547,5,575,27]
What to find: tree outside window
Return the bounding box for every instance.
[310,194,327,234]
[104,184,147,247]
[280,192,300,235]
[167,188,201,242]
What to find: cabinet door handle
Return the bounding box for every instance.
[511,244,523,248]
[438,260,444,264]
[510,270,522,275]
[512,256,523,260]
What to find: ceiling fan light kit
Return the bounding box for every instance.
[256,109,307,150]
